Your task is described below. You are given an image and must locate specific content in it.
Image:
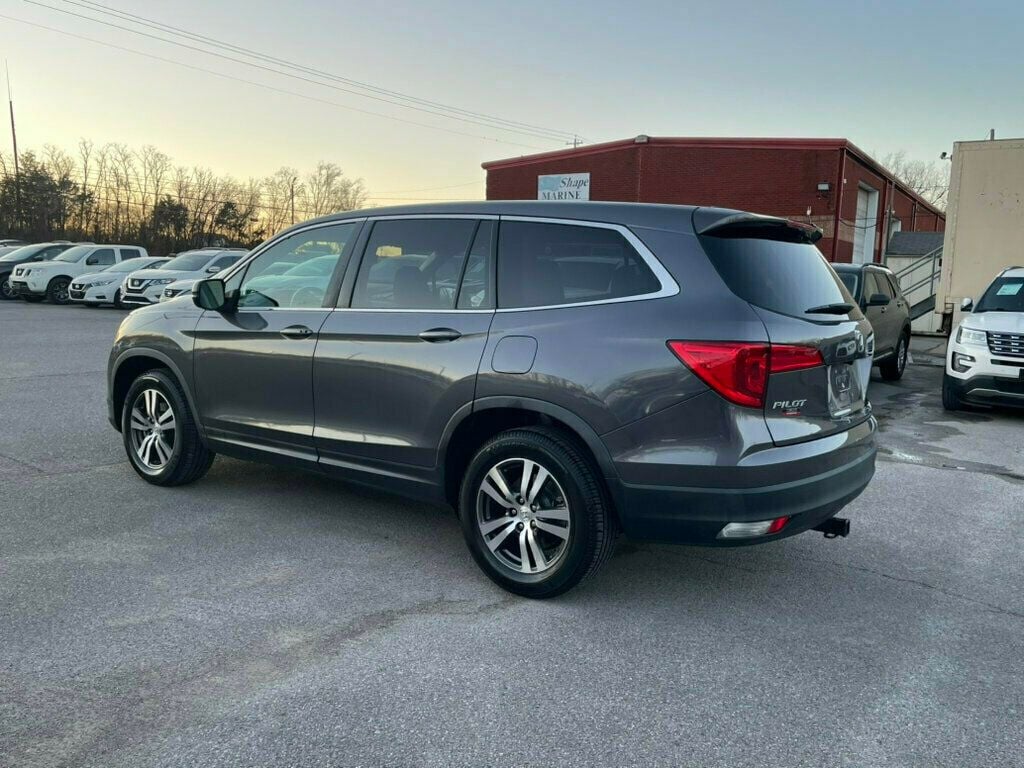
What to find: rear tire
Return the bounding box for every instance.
[121,369,215,486]
[880,332,909,381]
[46,277,71,305]
[0,277,15,300]
[942,372,963,411]
[458,426,616,598]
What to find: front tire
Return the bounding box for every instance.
[0,276,15,300]
[880,332,909,381]
[46,277,71,305]
[942,372,963,411]
[121,369,215,486]
[113,288,123,309]
[458,427,616,598]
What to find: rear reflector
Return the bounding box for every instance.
[718,516,790,539]
[668,341,823,408]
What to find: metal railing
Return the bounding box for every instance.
[892,246,942,318]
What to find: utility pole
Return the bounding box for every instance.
[6,61,20,229]
[566,134,582,149]
[289,175,297,225]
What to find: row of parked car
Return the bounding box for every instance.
[0,241,247,307]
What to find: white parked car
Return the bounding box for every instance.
[11,244,148,304]
[69,257,170,307]
[158,278,196,302]
[120,248,246,307]
[944,266,1024,411]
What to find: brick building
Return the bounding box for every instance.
[483,136,945,264]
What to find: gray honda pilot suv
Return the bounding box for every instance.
[108,202,877,597]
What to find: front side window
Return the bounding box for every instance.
[87,248,116,266]
[237,224,357,309]
[351,219,478,310]
[497,221,660,309]
[868,271,893,300]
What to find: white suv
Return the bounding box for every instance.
[69,257,170,307]
[11,244,148,304]
[120,248,246,307]
[944,266,1024,411]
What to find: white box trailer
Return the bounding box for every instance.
[937,138,1024,331]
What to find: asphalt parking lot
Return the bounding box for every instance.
[2,300,1023,768]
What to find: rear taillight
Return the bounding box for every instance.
[668,341,823,408]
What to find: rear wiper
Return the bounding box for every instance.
[805,302,854,315]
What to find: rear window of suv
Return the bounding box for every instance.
[699,236,854,318]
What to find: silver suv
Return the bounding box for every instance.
[108,203,877,597]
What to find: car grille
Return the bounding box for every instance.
[988,332,1024,359]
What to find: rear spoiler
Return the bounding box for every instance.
[693,208,823,244]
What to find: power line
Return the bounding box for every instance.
[64,0,578,142]
[26,0,574,144]
[1,13,548,150]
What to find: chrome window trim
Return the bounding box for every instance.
[492,215,679,313]
[365,214,500,222]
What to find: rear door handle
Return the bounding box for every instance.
[280,325,314,339]
[419,328,462,343]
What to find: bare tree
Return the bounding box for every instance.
[879,151,949,210]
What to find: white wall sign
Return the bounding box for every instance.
[537,173,590,201]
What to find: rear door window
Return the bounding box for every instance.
[497,220,660,309]
[120,248,142,260]
[869,271,893,300]
[699,235,854,318]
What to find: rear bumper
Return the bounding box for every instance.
[609,414,876,545]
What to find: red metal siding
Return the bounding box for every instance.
[485,139,945,263]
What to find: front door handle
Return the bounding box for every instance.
[280,325,314,339]
[419,328,462,343]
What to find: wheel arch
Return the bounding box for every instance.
[110,348,201,436]
[439,396,622,510]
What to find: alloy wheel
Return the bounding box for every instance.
[897,338,907,373]
[0,279,12,299]
[129,388,176,472]
[476,457,571,575]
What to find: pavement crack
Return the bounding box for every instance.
[802,555,1024,620]
[878,450,1024,484]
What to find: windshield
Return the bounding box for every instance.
[284,255,337,277]
[1,245,48,262]
[163,252,215,271]
[836,271,859,297]
[975,276,1024,312]
[699,235,855,318]
[104,259,154,273]
[54,245,92,263]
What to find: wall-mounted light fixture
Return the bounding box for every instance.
[816,181,831,199]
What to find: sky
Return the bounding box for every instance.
[2,0,1022,203]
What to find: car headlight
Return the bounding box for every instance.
[91,279,115,287]
[956,326,987,346]
[151,278,175,286]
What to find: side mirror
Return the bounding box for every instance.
[867,293,889,307]
[86,257,99,266]
[960,297,974,312]
[193,278,227,311]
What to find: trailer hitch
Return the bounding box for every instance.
[813,517,850,539]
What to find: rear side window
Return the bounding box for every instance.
[699,236,854,317]
[120,248,142,260]
[497,221,660,309]
[351,219,478,310]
